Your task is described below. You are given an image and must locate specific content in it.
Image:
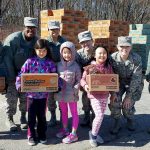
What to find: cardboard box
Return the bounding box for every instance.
[86,74,119,92]
[21,73,58,92]
[0,77,5,93]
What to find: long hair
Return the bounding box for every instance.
[32,39,52,59]
[93,45,110,67]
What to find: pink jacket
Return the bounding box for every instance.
[80,61,113,99]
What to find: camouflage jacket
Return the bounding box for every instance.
[110,51,143,101]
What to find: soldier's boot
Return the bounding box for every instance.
[126,118,135,131]
[48,111,57,127]
[6,115,18,132]
[110,119,121,134]
[20,112,28,129]
[80,111,90,127]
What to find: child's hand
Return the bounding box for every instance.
[84,85,89,93]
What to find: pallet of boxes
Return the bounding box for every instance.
[40,9,88,50]
[129,24,150,73]
[88,20,129,53]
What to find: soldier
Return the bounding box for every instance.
[110,36,144,134]
[3,17,38,131]
[76,31,95,127]
[47,20,66,127]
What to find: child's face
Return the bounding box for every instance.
[35,48,47,58]
[95,47,107,64]
[49,29,60,39]
[62,48,72,62]
[80,40,93,52]
[117,45,131,58]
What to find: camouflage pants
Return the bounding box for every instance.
[48,93,57,112]
[5,83,26,116]
[109,84,136,119]
[82,90,92,112]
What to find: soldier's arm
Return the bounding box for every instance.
[126,55,143,100]
[3,39,17,82]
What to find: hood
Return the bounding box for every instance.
[60,41,76,65]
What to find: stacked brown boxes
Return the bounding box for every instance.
[40,9,88,49]
[88,20,129,53]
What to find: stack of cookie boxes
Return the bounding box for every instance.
[88,20,129,53]
[40,9,88,50]
[129,24,150,72]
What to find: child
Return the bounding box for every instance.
[80,46,117,147]
[15,39,56,146]
[54,41,81,144]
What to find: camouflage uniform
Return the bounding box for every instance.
[76,48,94,112]
[110,51,144,119]
[3,31,38,116]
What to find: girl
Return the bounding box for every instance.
[80,46,117,147]
[15,39,56,146]
[54,41,81,144]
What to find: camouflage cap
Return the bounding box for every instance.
[117,36,132,46]
[78,31,92,43]
[48,20,60,30]
[24,17,38,27]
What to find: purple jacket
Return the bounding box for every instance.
[54,41,81,102]
[16,56,56,99]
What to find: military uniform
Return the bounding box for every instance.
[47,36,66,112]
[76,48,94,112]
[110,51,144,119]
[3,30,38,130]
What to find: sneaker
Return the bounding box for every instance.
[96,135,104,144]
[28,137,36,146]
[56,128,69,138]
[62,133,78,144]
[89,131,97,147]
[40,139,47,144]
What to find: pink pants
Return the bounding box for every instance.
[59,101,79,130]
[90,98,108,136]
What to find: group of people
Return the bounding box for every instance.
[0,16,146,147]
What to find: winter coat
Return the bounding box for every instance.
[15,56,56,99]
[80,61,113,100]
[3,31,38,82]
[54,41,81,102]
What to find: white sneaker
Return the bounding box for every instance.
[89,131,97,147]
[40,139,47,144]
[96,135,104,144]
